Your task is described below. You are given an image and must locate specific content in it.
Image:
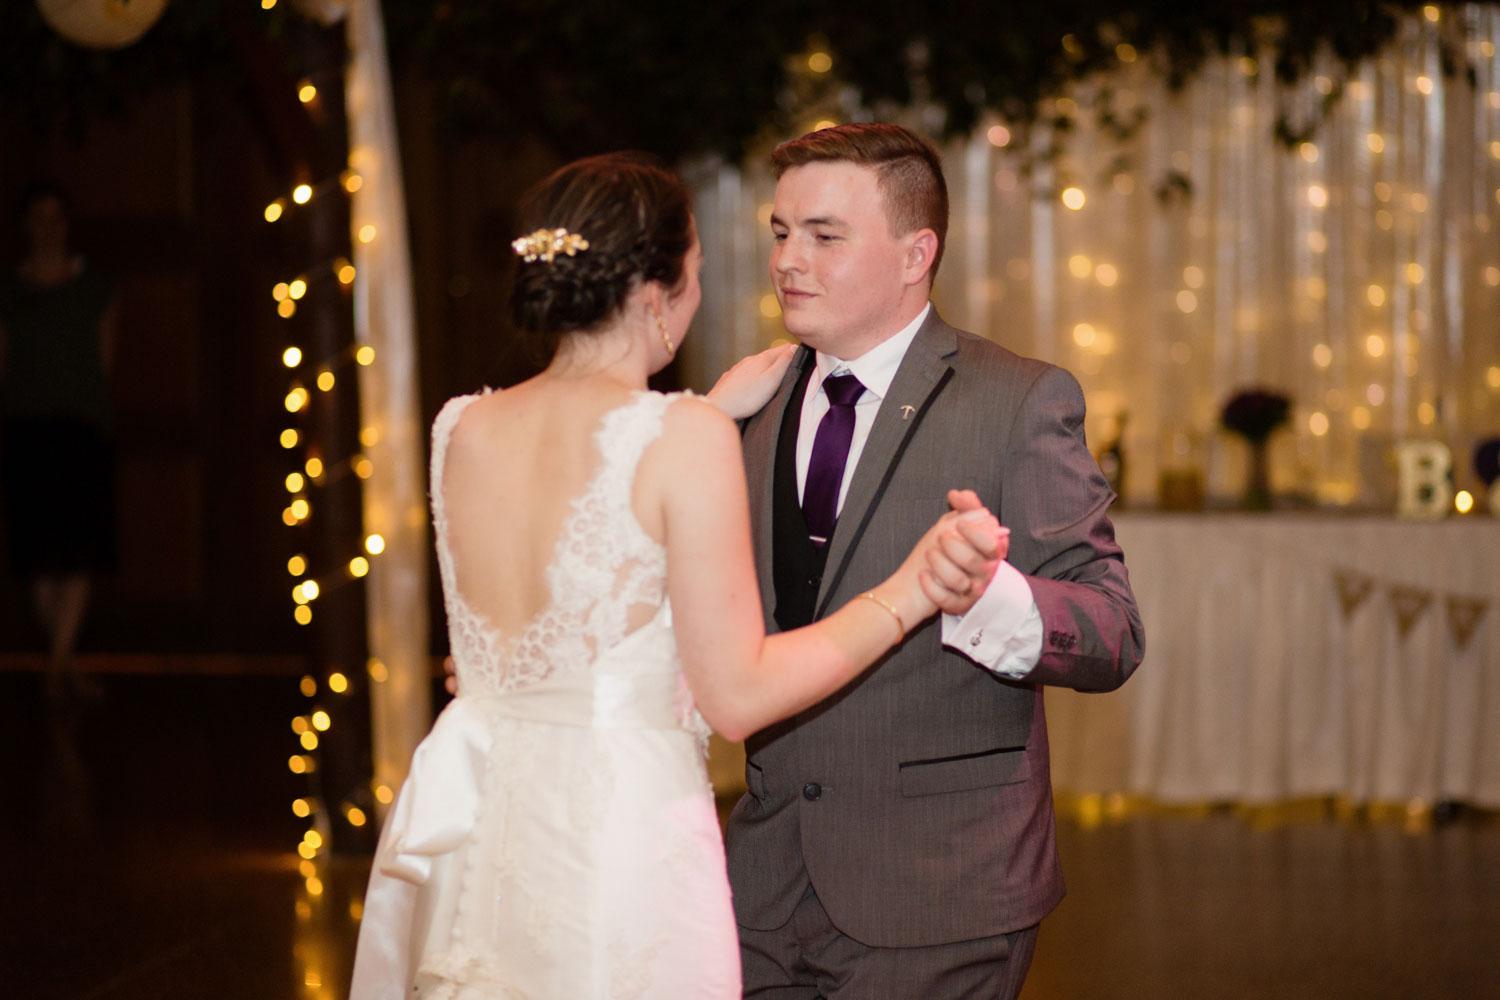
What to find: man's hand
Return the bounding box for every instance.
[443,655,458,696]
[918,489,1010,616]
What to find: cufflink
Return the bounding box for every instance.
[969,630,983,647]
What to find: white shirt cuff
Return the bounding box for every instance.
[940,561,1043,678]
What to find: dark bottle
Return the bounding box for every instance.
[1097,412,1127,503]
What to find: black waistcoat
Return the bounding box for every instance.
[771,363,828,632]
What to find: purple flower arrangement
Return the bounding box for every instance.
[1220,389,1291,444]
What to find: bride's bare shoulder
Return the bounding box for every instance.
[657,393,738,455]
[661,392,734,432]
[436,387,519,463]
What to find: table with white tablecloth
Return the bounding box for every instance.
[1046,513,1500,807]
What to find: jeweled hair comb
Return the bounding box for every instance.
[511,227,591,263]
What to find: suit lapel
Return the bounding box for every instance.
[816,317,957,616]
[744,345,815,624]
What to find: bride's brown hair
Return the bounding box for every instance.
[510,152,693,360]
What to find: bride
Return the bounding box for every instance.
[349,152,1004,999]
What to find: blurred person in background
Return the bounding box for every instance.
[0,181,118,704]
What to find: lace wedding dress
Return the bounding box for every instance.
[351,391,739,999]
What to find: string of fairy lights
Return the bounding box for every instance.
[260,22,392,917]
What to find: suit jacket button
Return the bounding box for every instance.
[807,575,821,589]
[802,782,822,801]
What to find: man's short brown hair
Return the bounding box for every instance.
[771,123,949,279]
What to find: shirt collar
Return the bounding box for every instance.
[813,302,932,402]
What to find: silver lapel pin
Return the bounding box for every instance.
[899,404,915,420]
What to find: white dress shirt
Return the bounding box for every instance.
[795,303,1043,678]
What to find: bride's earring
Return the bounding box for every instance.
[652,304,675,357]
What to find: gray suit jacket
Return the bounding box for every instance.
[724,309,1145,948]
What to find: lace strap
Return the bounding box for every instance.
[429,393,487,584]
[589,390,691,495]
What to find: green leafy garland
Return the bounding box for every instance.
[2,1,1480,162]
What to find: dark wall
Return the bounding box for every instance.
[0,55,692,666]
[1,81,337,657]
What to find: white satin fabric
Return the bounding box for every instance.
[377,696,492,886]
[350,607,738,999]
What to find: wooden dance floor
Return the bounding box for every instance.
[2,668,1497,999]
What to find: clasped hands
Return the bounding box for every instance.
[910,488,1009,618]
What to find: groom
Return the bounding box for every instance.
[726,123,1144,998]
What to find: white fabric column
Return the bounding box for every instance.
[345,0,431,809]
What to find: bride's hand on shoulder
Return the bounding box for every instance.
[706,342,798,420]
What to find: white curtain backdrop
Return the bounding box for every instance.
[684,7,1500,512]
[345,0,431,806]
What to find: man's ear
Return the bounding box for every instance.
[902,229,939,287]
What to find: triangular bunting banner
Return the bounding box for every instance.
[1334,569,1375,620]
[1445,596,1489,651]
[1388,585,1433,640]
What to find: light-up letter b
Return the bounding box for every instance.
[1395,440,1452,519]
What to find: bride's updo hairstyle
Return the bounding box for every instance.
[510,152,693,361]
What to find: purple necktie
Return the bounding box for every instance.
[803,372,866,547]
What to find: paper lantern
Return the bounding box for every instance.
[35,0,167,50]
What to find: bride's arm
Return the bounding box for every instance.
[650,397,997,742]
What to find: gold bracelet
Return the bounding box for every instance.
[858,591,905,638]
